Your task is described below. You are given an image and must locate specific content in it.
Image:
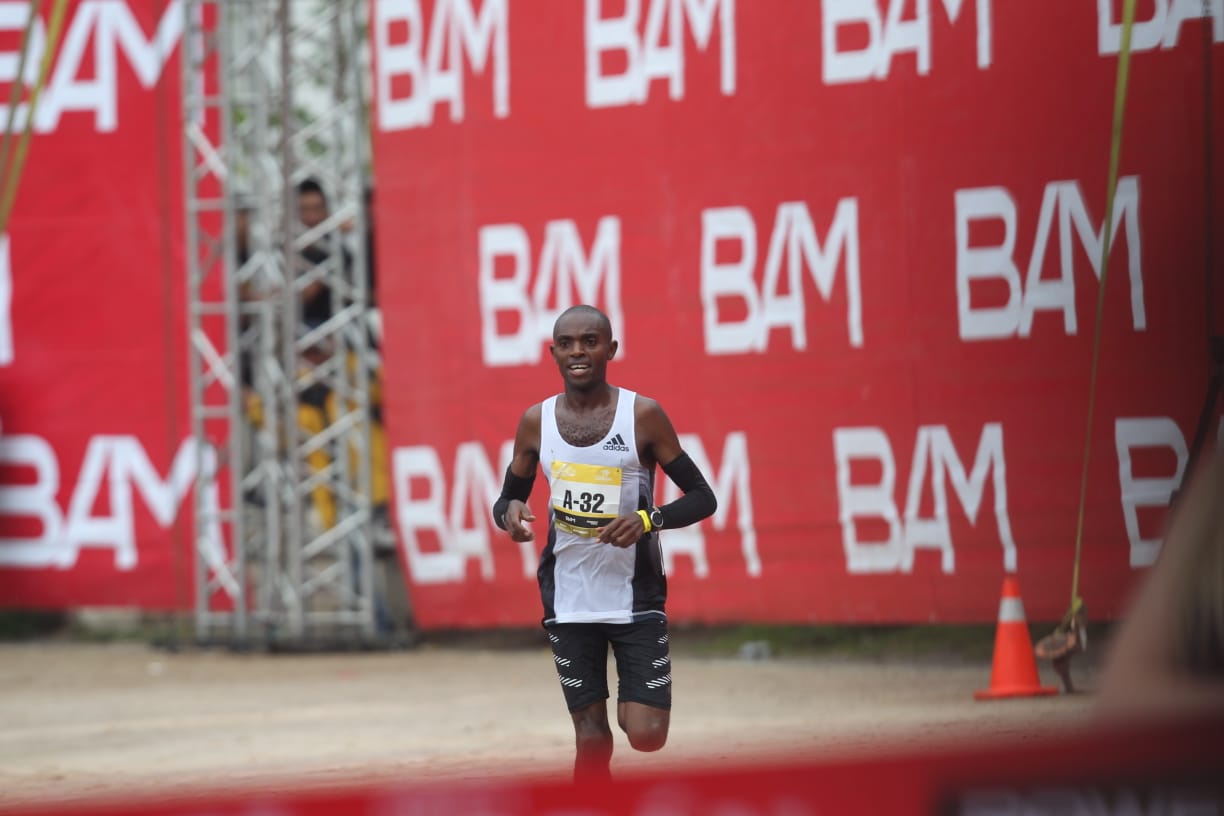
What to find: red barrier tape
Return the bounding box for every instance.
[6,714,1221,816]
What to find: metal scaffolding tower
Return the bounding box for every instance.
[182,0,380,647]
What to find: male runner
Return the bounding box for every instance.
[492,304,717,781]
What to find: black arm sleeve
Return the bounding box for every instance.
[656,452,717,529]
[492,467,536,530]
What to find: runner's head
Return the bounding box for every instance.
[551,305,617,392]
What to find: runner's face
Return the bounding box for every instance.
[550,314,615,390]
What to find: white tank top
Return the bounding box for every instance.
[538,387,661,624]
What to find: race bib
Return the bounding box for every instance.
[550,461,622,537]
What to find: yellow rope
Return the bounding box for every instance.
[1067,0,1138,625]
[0,0,42,202]
[0,0,71,239]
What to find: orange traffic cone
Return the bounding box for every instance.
[975,577,1058,700]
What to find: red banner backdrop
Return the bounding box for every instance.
[0,0,192,609]
[1,1,1220,626]
[372,1,1224,628]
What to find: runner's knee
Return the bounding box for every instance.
[626,717,668,752]
[618,701,669,751]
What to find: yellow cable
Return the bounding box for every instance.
[0,0,70,239]
[1068,0,1137,621]
[0,0,42,201]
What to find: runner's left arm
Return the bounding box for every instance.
[597,398,716,546]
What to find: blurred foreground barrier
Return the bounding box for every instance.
[5,714,1222,816]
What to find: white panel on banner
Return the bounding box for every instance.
[0,234,10,366]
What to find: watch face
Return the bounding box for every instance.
[650,509,664,529]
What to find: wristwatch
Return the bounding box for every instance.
[648,506,664,531]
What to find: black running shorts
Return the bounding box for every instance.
[544,619,672,712]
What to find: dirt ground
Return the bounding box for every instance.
[0,635,1107,809]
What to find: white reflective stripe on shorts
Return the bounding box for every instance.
[998,597,1026,623]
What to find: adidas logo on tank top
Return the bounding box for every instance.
[602,433,630,452]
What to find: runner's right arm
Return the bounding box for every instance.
[492,404,542,541]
